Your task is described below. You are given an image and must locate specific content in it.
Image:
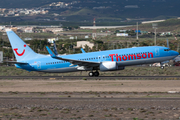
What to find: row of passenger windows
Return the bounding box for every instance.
[45,52,150,65]
[46,61,68,65]
[79,57,100,61]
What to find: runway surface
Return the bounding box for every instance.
[0,75,180,79]
[0,95,180,119]
[0,77,179,119]
[0,97,180,101]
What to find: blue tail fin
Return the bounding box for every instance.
[6,29,38,61]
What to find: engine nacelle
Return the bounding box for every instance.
[100,61,125,71]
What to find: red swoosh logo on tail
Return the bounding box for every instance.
[14,48,25,56]
[13,45,26,56]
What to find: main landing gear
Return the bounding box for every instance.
[160,66,164,69]
[89,71,99,77]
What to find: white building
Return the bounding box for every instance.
[116,33,128,36]
[43,28,63,33]
[0,26,5,31]
[77,41,94,49]
[48,38,58,43]
[24,27,33,33]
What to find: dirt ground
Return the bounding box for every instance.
[0,79,180,92]
[0,79,180,119]
[1,98,180,120]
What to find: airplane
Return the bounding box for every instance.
[5,29,179,77]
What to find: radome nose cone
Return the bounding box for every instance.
[174,51,179,56]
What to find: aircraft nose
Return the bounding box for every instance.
[173,51,179,56]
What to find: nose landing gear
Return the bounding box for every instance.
[160,62,165,69]
[89,71,99,77]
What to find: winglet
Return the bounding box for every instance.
[81,48,86,53]
[53,41,58,55]
[46,46,57,58]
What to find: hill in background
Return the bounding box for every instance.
[0,0,180,25]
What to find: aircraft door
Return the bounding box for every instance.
[155,48,160,56]
[37,61,41,69]
[102,55,106,62]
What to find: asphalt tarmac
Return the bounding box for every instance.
[0,75,180,79]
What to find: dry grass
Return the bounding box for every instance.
[0,66,180,76]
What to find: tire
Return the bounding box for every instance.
[161,66,164,69]
[94,72,99,77]
[89,72,94,77]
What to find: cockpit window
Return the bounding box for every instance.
[164,49,170,51]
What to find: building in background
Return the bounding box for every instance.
[43,28,63,34]
[48,38,58,43]
[116,33,128,36]
[24,27,33,33]
[77,41,94,49]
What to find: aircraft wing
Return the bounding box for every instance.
[46,46,99,67]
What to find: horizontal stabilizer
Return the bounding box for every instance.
[3,61,28,64]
